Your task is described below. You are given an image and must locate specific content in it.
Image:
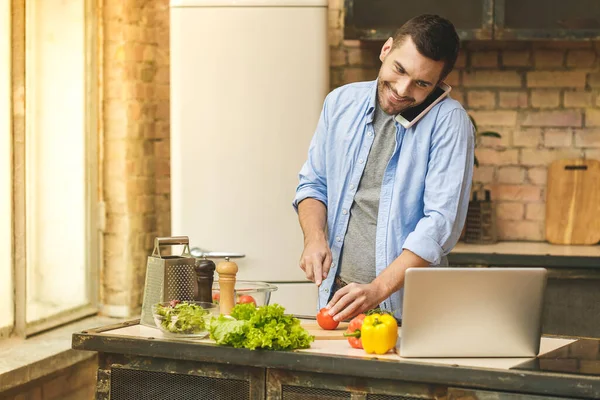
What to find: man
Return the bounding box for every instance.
[293,14,474,322]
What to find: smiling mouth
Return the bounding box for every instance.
[386,83,412,104]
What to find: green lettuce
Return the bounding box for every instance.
[156,302,210,334]
[209,304,314,351]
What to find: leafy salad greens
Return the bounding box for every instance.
[155,301,210,334]
[209,303,314,350]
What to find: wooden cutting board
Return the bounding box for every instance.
[545,158,600,245]
[300,320,349,340]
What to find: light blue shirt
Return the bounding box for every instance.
[293,79,474,319]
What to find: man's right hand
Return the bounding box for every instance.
[297,198,331,286]
[299,237,332,286]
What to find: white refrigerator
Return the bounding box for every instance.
[169,0,329,315]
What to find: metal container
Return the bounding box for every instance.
[140,236,197,327]
[464,190,498,245]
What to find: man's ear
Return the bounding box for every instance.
[379,37,394,63]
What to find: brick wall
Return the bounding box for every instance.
[102,0,171,315]
[99,0,600,315]
[0,356,97,400]
[328,0,600,241]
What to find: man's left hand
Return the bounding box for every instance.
[326,282,383,322]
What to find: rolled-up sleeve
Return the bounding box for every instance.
[292,97,330,212]
[402,109,474,264]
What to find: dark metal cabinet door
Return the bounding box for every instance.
[266,368,447,400]
[448,388,577,400]
[541,268,600,338]
[97,354,265,400]
[494,0,600,40]
[344,0,494,41]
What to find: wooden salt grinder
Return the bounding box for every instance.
[216,257,238,315]
[194,257,216,304]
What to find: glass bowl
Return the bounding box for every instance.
[151,301,219,338]
[212,280,278,307]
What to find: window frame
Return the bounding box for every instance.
[0,0,14,340]
[9,0,100,339]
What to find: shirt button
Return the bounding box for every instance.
[358,158,364,164]
[336,236,342,242]
[324,288,329,293]
[350,184,355,189]
[342,209,348,215]
[331,262,336,268]
[367,131,373,137]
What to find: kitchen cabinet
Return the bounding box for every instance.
[344,0,494,41]
[345,0,600,41]
[267,370,578,399]
[98,355,265,400]
[495,0,600,40]
[96,355,579,400]
[72,322,600,400]
[267,368,447,399]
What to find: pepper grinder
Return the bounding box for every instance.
[216,257,238,315]
[194,257,216,303]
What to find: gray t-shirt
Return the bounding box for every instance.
[338,102,397,284]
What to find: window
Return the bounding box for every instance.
[19,0,98,335]
[0,0,13,338]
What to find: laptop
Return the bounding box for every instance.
[398,267,547,358]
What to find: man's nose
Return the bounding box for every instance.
[394,78,412,98]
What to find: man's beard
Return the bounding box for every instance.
[377,79,416,115]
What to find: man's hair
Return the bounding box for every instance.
[392,14,460,81]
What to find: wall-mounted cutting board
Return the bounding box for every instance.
[545,159,600,245]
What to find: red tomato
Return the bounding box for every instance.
[212,292,220,303]
[316,308,339,330]
[237,295,256,306]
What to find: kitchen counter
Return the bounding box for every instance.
[449,241,600,268]
[72,319,600,399]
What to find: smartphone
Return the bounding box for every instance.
[394,82,452,129]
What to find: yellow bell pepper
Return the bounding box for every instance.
[361,313,398,355]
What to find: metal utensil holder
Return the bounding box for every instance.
[140,236,197,327]
[465,190,498,244]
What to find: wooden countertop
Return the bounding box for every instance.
[90,321,574,371]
